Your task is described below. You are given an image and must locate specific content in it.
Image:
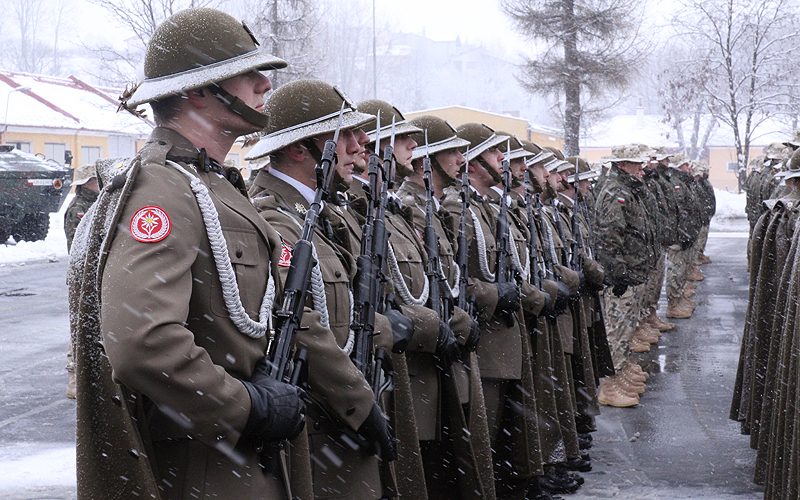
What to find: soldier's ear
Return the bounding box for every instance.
[185,88,209,109]
[284,142,308,163]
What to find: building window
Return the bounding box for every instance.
[727,161,739,172]
[44,142,67,164]
[8,141,31,153]
[108,135,135,158]
[81,146,102,165]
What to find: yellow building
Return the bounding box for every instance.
[406,105,563,149]
[0,70,253,173]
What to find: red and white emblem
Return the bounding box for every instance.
[278,241,293,267]
[130,206,171,243]
[617,197,626,204]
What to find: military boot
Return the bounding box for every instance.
[631,337,651,352]
[622,362,647,383]
[618,371,646,395]
[688,266,705,281]
[646,308,675,331]
[598,376,639,408]
[628,361,650,380]
[696,253,712,265]
[680,296,697,311]
[667,299,692,318]
[66,368,76,399]
[634,324,659,344]
[684,286,697,298]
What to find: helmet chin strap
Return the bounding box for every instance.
[477,156,502,185]
[207,83,269,128]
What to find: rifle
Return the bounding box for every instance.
[523,170,545,290]
[456,152,478,344]
[351,113,395,401]
[422,134,455,342]
[550,197,571,268]
[268,102,346,385]
[570,179,587,272]
[494,140,516,327]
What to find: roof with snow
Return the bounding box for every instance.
[581,110,794,149]
[408,105,562,137]
[0,70,153,136]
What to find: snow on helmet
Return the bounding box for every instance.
[245,79,375,161]
[407,115,469,161]
[457,123,509,162]
[123,8,286,115]
[356,100,421,144]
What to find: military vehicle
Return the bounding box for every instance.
[0,145,72,243]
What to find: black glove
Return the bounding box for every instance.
[494,281,521,316]
[241,357,306,442]
[465,317,480,352]
[552,281,571,316]
[611,277,629,297]
[576,270,586,292]
[436,320,461,366]
[680,239,694,251]
[542,291,554,315]
[384,309,415,354]
[357,403,397,462]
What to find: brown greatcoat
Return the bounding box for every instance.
[441,185,541,497]
[762,214,800,500]
[249,171,392,500]
[68,128,300,500]
[396,178,496,500]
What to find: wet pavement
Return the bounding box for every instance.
[0,233,760,499]
[573,233,761,500]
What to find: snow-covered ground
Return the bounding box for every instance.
[710,189,747,233]
[0,444,75,494]
[0,193,72,265]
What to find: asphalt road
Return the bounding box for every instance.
[0,234,761,499]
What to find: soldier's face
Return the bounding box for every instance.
[353,128,370,174]
[531,162,549,190]
[547,170,563,191]
[217,71,272,135]
[434,148,465,179]
[510,158,527,183]
[392,134,418,169]
[578,179,591,196]
[481,147,504,178]
[316,129,359,185]
[619,161,644,180]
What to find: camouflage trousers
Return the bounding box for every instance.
[603,283,642,372]
[666,245,694,301]
[694,224,710,255]
[640,252,666,320]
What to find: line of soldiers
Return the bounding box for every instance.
[732,136,800,499]
[65,7,719,500]
[589,144,716,407]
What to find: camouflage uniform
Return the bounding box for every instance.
[594,165,653,371]
[663,168,702,302]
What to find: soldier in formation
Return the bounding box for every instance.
[67,6,720,500]
[733,142,800,499]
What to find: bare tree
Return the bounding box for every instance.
[83,0,225,86]
[10,0,49,73]
[241,0,322,89]
[675,0,800,190]
[500,0,649,155]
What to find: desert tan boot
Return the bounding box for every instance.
[623,363,647,382]
[598,377,639,408]
[680,296,697,311]
[66,368,76,400]
[696,253,712,265]
[667,299,692,319]
[628,361,650,380]
[684,287,697,298]
[619,372,646,395]
[688,266,705,281]
[632,337,651,353]
[634,325,660,344]
[646,308,675,331]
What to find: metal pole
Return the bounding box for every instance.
[2,87,31,145]
[372,0,377,99]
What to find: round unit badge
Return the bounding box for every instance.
[130,206,171,243]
